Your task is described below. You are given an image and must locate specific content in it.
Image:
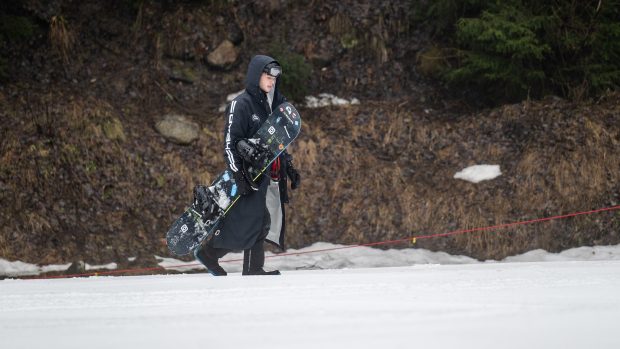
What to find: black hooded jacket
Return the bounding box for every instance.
[212,55,291,251]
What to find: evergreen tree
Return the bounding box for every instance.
[412,0,620,102]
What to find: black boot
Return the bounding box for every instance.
[242,237,280,276]
[242,208,279,276]
[194,244,227,276]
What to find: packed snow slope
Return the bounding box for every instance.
[2,260,620,349]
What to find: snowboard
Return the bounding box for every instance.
[166,102,302,256]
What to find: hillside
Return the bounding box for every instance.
[0,1,618,267]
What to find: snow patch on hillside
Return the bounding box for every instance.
[454,164,502,183]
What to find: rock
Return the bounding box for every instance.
[102,117,126,142]
[155,114,200,145]
[67,261,86,274]
[168,60,198,84]
[206,40,238,69]
[219,89,245,112]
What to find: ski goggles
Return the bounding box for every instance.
[263,64,282,77]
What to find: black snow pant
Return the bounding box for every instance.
[204,208,271,273]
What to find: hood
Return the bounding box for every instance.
[245,55,282,103]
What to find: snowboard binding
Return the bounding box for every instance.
[193,185,220,223]
[236,138,274,170]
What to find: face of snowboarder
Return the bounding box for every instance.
[259,73,277,93]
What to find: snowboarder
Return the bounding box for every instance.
[194,55,301,276]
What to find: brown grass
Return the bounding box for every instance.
[2,88,619,264]
[288,95,620,260]
[162,153,194,194]
[328,13,353,37]
[49,16,75,64]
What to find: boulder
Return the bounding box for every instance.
[155,114,200,145]
[206,40,238,69]
[66,261,86,274]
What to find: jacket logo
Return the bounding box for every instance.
[251,114,260,123]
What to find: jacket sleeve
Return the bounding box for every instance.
[223,99,248,173]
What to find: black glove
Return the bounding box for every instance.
[232,168,258,196]
[286,158,301,190]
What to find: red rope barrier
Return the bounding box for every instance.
[23,204,620,280]
[256,204,620,260]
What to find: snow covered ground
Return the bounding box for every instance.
[2,244,620,349]
[3,242,620,277]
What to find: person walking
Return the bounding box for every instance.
[194,55,301,276]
